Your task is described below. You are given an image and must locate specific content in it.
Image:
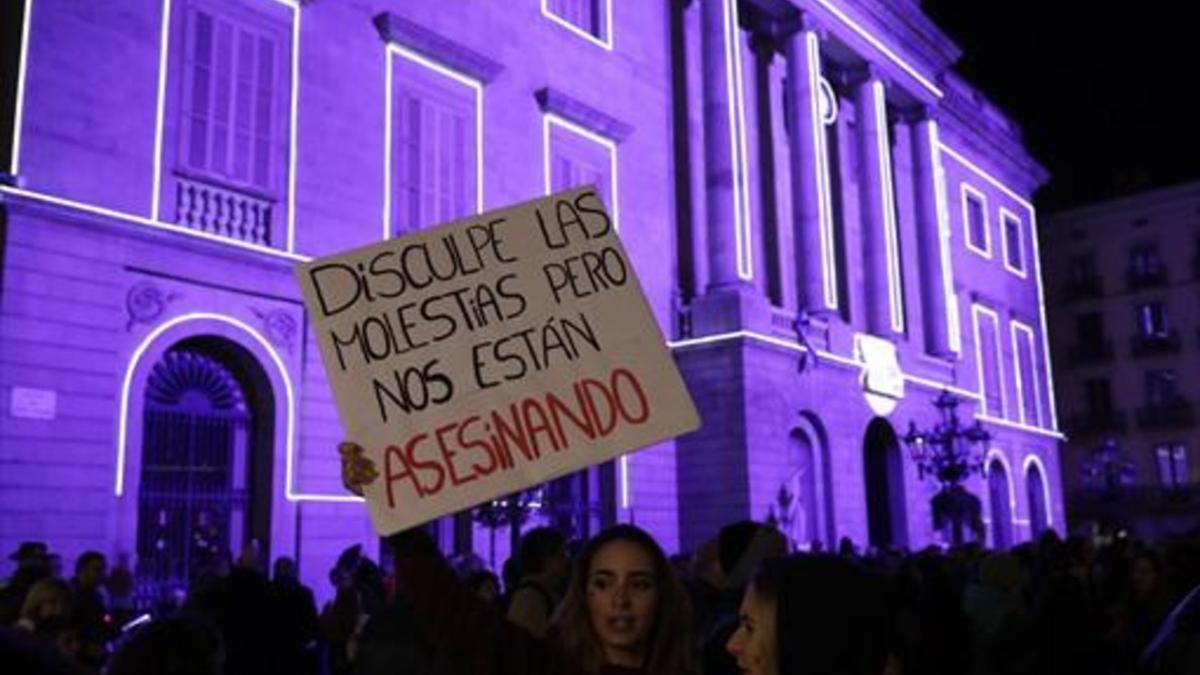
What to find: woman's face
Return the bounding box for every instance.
[726,582,779,675]
[586,539,659,667]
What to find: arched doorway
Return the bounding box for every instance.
[987,458,1013,549]
[863,418,907,549]
[134,338,275,608]
[1027,461,1049,538]
[780,429,819,550]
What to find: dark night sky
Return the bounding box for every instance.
[922,1,1199,212]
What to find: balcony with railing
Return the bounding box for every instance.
[174,174,276,248]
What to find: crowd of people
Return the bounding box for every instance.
[0,445,1196,674]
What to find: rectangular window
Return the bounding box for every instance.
[1136,302,1169,338]
[1068,255,1095,285]
[1155,443,1189,487]
[545,115,615,212]
[1001,209,1025,275]
[181,5,283,192]
[1146,370,1178,406]
[1012,323,1041,426]
[1075,312,1104,344]
[543,0,611,48]
[1084,378,1112,416]
[389,49,479,236]
[973,305,1005,417]
[962,184,990,257]
[1129,243,1163,276]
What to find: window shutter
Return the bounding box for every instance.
[253,34,275,188]
[187,11,215,171]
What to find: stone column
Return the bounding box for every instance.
[853,68,904,336]
[910,110,956,356]
[784,19,838,313]
[700,0,745,288]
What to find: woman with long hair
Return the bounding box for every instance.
[725,554,897,675]
[550,524,691,674]
[342,442,690,675]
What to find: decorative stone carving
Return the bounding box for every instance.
[253,307,297,354]
[126,281,177,331]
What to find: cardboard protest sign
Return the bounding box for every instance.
[296,187,700,535]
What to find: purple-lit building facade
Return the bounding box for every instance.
[0,0,1063,602]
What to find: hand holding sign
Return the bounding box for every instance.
[297,188,700,535]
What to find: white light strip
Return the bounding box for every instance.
[872,81,903,332]
[1022,454,1055,524]
[806,33,838,309]
[382,43,484,241]
[985,448,1018,510]
[941,143,1058,429]
[999,207,1027,278]
[812,0,942,98]
[542,113,620,231]
[9,0,33,176]
[285,6,300,252]
[1011,321,1043,427]
[960,182,990,258]
[669,329,1059,436]
[982,414,1064,441]
[539,0,613,51]
[0,185,309,262]
[905,373,979,402]
[668,329,979,399]
[928,122,960,352]
[150,0,299,253]
[971,303,1007,419]
[114,312,360,503]
[1009,321,1028,426]
[620,455,630,509]
[149,0,174,221]
[722,0,754,280]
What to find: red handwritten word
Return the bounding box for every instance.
[383,367,650,507]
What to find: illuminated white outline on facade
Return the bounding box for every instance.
[115,312,360,503]
[723,0,754,280]
[382,42,484,241]
[999,207,1027,278]
[1010,320,1042,427]
[940,143,1059,430]
[960,182,991,258]
[541,112,620,231]
[971,303,1007,419]
[0,186,308,262]
[1022,454,1054,526]
[871,80,904,332]
[9,0,32,176]
[927,121,961,352]
[812,0,943,98]
[806,32,838,308]
[150,0,302,253]
[540,0,613,51]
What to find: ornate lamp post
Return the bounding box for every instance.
[903,390,991,546]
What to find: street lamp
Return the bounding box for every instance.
[903,390,991,545]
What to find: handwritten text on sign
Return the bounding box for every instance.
[296,188,700,534]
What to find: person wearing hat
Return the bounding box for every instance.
[0,541,51,625]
